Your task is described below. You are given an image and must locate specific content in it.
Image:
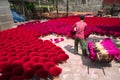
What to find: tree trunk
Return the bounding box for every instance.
[56,0,59,17]
[66,0,69,16]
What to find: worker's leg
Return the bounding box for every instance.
[80,39,88,56]
[74,38,79,54]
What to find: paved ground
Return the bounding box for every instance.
[41,34,120,80]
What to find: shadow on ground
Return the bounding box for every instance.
[64,44,82,54]
[86,35,104,42]
[86,35,120,43]
[64,44,112,75]
[81,54,112,75]
[64,37,114,76]
[64,44,75,54]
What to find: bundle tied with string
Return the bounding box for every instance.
[70,26,76,38]
[49,66,62,80]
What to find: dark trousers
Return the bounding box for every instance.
[74,38,87,56]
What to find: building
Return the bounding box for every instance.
[0,0,13,30]
[103,0,120,16]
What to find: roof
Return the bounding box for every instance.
[9,0,36,2]
[9,0,52,4]
[103,0,120,4]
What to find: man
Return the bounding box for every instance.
[73,15,87,56]
[110,4,115,16]
[97,8,104,17]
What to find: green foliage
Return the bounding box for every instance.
[116,44,120,50]
[25,2,35,10]
[9,3,14,9]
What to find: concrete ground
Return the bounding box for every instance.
[41,34,120,80]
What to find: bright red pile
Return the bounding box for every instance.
[18,16,120,38]
[0,26,69,80]
[85,17,120,37]
[50,16,120,37]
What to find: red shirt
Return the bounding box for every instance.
[74,21,87,39]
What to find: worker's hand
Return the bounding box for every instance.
[74,27,76,31]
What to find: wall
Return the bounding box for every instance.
[58,0,103,13]
[0,0,13,30]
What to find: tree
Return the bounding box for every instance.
[56,0,59,17]
[48,0,59,17]
[66,0,69,16]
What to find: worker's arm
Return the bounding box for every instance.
[73,24,77,31]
